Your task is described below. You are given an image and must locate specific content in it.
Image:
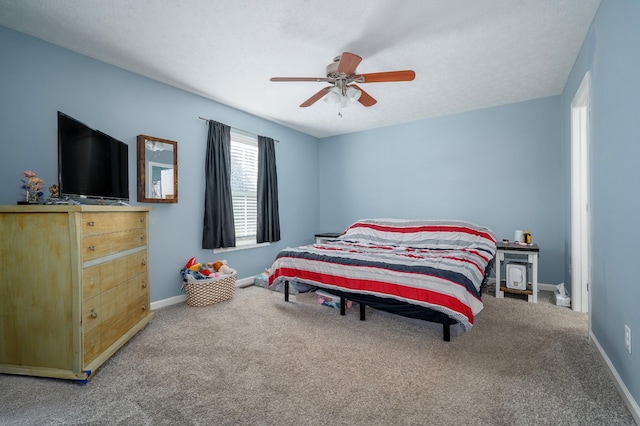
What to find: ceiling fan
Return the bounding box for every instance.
[270,52,415,112]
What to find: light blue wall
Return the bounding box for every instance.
[3,9,637,411]
[0,26,320,302]
[562,0,640,407]
[319,96,564,285]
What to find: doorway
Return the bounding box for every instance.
[570,71,591,314]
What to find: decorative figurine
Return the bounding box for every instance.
[49,183,59,199]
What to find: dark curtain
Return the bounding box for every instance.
[202,121,235,249]
[256,136,281,243]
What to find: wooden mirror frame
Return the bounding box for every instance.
[137,135,178,203]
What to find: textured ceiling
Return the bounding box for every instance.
[0,0,600,138]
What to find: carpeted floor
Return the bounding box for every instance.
[0,285,636,425]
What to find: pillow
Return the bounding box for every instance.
[339,218,496,253]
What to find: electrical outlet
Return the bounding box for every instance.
[625,325,631,354]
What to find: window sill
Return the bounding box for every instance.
[215,241,270,253]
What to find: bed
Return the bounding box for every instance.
[268,219,496,341]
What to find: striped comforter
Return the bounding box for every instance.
[269,219,496,331]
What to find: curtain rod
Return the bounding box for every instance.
[198,116,279,143]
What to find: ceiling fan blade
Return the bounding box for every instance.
[336,52,362,75]
[350,84,377,107]
[355,70,416,83]
[300,86,331,107]
[271,77,329,82]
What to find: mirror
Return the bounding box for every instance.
[137,135,178,203]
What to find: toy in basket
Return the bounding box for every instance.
[181,258,236,307]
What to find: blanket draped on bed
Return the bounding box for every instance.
[269,219,496,331]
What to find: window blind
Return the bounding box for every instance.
[230,131,258,243]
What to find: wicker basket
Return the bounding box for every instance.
[183,274,235,307]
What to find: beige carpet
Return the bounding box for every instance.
[0,285,635,425]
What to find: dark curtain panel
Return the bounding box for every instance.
[202,121,235,249]
[256,136,281,243]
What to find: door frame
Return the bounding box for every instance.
[570,71,591,315]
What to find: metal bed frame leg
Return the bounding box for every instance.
[283,281,452,341]
[339,296,366,320]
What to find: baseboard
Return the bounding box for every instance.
[236,276,255,288]
[537,283,557,292]
[590,331,640,423]
[150,275,256,310]
[150,294,186,310]
[485,278,557,293]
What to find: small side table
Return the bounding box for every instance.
[315,232,341,244]
[495,242,540,303]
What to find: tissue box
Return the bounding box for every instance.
[316,290,355,309]
[554,284,571,307]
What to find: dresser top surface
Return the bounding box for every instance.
[0,205,152,213]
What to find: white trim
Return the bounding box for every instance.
[590,332,640,423]
[215,241,270,253]
[150,275,257,310]
[150,294,186,310]
[486,278,557,294]
[235,276,255,287]
[570,71,591,314]
[147,161,173,198]
[537,283,558,292]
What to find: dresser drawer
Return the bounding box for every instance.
[82,261,116,300]
[99,287,118,351]
[83,324,101,366]
[83,294,102,334]
[82,251,144,299]
[128,294,150,327]
[126,273,150,303]
[126,250,148,279]
[82,229,147,262]
[81,212,147,237]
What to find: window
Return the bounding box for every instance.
[230,131,258,245]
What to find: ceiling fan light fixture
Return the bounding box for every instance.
[324,85,361,108]
[324,86,342,105]
[345,86,361,102]
[270,51,414,110]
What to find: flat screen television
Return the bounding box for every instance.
[58,112,129,201]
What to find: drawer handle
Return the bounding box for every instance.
[88,246,95,251]
[142,304,147,311]
[142,282,147,288]
[91,308,98,319]
[140,235,146,241]
[88,221,95,226]
[140,218,145,223]
[141,258,147,266]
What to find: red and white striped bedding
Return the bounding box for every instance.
[269,219,496,331]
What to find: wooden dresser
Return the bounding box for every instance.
[0,205,154,382]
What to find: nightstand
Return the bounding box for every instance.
[315,232,341,244]
[495,242,540,303]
